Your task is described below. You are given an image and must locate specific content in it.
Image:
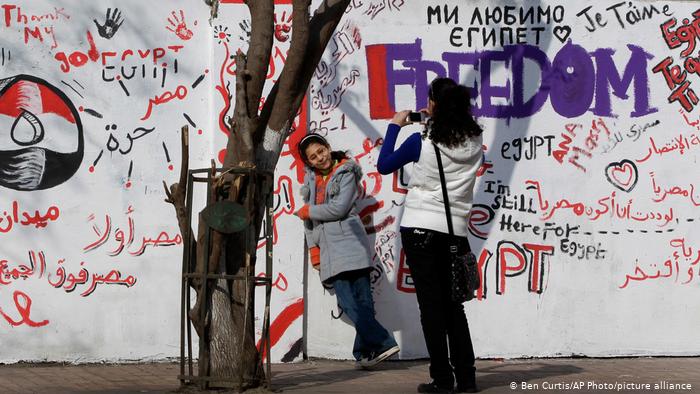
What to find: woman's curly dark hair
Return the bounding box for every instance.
[424,77,483,148]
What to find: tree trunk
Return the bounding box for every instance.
[166,0,352,389]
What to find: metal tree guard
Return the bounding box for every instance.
[178,166,274,390]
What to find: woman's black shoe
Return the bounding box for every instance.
[417,381,454,393]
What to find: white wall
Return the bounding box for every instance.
[1,0,698,363]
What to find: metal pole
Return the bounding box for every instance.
[302,237,309,361]
[265,173,274,386]
[238,171,251,391]
[198,169,213,390]
[185,170,196,378]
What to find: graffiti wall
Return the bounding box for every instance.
[305,0,700,360]
[2,0,699,364]
[0,0,212,362]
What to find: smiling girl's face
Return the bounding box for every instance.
[304,142,332,171]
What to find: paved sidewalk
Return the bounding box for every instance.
[0,357,698,393]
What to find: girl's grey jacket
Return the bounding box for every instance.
[300,159,373,283]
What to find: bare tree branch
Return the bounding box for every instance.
[253,0,351,172]
[243,0,274,120]
[267,0,311,129]
[224,52,256,168]
[163,125,191,243]
[255,0,350,136]
[222,1,273,169]
[287,0,350,121]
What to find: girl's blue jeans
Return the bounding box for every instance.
[331,269,397,360]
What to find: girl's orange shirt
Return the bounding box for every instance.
[314,159,346,205]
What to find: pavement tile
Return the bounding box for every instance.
[0,358,699,393]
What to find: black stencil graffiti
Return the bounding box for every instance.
[82,108,103,119]
[349,0,405,20]
[0,75,83,191]
[552,25,571,43]
[312,20,362,115]
[183,113,196,128]
[445,5,568,47]
[311,69,361,114]
[238,20,251,43]
[104,124,156,156]
[576,3,673,33]
[94,8,124,39]
[314,20,361,88]
[60,80,84,99]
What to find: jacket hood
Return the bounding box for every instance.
[334,158,363,180]
[434,134,483,164]
[301,158,362,200]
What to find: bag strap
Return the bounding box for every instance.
[433,143,454,237]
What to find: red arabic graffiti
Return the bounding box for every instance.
[526,179,674,226]
[48,261,136,297]
[1,250,137,298]
[141,85,188,120]
[0,250,46,285]
[213,24,234,157]
[0,201,60,234]
[635,132,700,163]
[83,205,182,256]
[650,171,700,206]
[359,200,395,235]
[620,237,700,288]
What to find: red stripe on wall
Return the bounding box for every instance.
[257,297,304,361]
[365,44,393,119]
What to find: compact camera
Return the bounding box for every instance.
[408,111,427,123]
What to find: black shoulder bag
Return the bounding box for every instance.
[433,143,480,302]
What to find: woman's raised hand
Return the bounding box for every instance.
[390,110,412,127]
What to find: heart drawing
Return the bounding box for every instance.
[553,25,571,43]
[605,160,638,192]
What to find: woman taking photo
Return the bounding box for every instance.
[377,78,483,393]
[294,133,399,369]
